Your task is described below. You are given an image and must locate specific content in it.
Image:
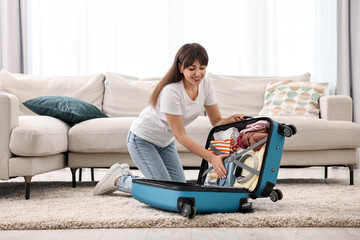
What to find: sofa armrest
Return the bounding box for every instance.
[0,93,19,179]
[319,95,352,121]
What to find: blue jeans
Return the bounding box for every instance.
[117,131,186,193]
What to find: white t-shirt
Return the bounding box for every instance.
[130,77,217,147]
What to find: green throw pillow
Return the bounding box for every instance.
[23,96,108,124]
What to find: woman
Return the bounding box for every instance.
[94,43,246,195]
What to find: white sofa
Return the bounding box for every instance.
[1,70,360,199]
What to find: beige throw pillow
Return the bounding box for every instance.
[207,72,311,117]
[103,72,160,117]
[0,70,105,116]
[259,80,329,118]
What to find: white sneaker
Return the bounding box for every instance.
[93,163,123,196]
[120,163,131,176]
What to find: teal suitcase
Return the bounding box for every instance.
[132,117,296,219]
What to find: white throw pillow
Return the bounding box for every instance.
[207,72,311,117]
[103,72,160,117]
[0,70,105,116]
[258,80,329,118]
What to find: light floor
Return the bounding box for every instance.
[1,167,360,240]
[1,228,360,240]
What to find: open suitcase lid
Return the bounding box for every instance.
[197,117,292,197]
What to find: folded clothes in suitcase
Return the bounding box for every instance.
[132,117,296,219]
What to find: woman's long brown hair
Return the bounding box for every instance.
[149,43,209,107]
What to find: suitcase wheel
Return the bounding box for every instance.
[274,189,283,200]
[181,202,197,219]
[288,124,297,135]
[270,189,283,202]
[279,124,295,137]
[239,199,254,213]
[240,202,253,213]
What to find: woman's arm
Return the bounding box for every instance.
[165,113,228,179]
[205,103,246,127]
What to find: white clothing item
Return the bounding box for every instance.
[213,127,240,142]
[130,77,217,147]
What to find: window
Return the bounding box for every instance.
[26,0,337,92]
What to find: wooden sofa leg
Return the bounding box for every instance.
[71,168,78,188]
[324,166,328,179]
[24,176,32,200]
[349,165,355,185]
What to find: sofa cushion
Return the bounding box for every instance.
[68,116,213,153]
[208,72,311,117]
[68,115,360,154]
[103,72,160,117]
[23,96,108,124]
[0,70,105,116]
[68,117,135,153]
[270,116,360,150]
[10,116,70,156]
[259,80,329,118]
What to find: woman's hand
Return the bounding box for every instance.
[215,113,247,126]
[209,154,228,179]
[227,113,247,123]
[205,104,247,127]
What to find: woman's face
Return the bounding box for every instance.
[179,60,207,87]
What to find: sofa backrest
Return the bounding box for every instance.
[0,70,105,116]
[208,72,311,117]
[103,72,160,117]
[0,69,311,118]
[102,72,311,118]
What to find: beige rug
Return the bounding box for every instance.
[0,178,359,229]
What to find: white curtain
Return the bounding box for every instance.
[337,0,360,124]
[0,0,27,73]
[26,0,337,90]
